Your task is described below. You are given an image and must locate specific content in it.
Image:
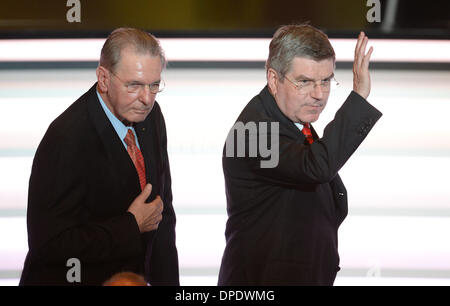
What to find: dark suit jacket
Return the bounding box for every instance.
[218,86,382,285]
[19,84,179,286]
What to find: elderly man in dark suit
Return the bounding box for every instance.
[20,28,179,285]
[218,25,382,285]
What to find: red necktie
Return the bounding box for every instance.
[124,129,147,190]
[302,123,314,144]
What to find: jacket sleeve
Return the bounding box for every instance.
[26,124,143,265]
[250,91,382,185]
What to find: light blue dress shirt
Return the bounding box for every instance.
[96,90,141,150]
[294,122,305,132]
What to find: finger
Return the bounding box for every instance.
[148,213,162,224]
[139,184,152,201]
[156,215,162,225]
[148,214,163,230]
[354,32,364,57]
[152,195,162,205]
[354,32,365,72]
[149,195,164,212]
[360,36,369,57]
[354,32,362,55]
[153,214,163,224]
[154,202,163,215]
[363,46,374,69]
[150,223,160,231]
[156,196,164,212]
[357,36,369,68]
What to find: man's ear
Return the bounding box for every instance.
[267,68,279,96]
[96,66,109,93]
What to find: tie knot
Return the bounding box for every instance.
[302,123,311,133]
[124,129,137,147]
[301,123,314,144]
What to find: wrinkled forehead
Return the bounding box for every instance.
[116,49,161,72]
[114,46,162,72]
[287,56,335,79]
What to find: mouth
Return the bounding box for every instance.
[304,104,323,115]
[306,105,323,111]
[134,109,151,114]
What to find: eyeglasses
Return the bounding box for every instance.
[282,74,339,94]
[109,70,165,94]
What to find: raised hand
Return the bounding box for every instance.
[127,184,164,233]
[353,32,374,100]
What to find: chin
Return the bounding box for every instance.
[126,113,148,123]
[308,112,323,123]
[300,116,320,124]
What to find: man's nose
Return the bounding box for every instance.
[310,83,324,99]
[139,85,154,105]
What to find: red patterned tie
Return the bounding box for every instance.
[124,129,147,190]
[302,123,314,144]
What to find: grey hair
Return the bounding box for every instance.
[266,24,335,80]
[99,27,166,72]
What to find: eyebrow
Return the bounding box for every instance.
[294,73,334,81]
[129,79,161,85]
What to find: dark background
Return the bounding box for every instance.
[0,0,449,39]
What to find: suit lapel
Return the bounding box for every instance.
[86,83,141,194]
[310,125,319,142]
